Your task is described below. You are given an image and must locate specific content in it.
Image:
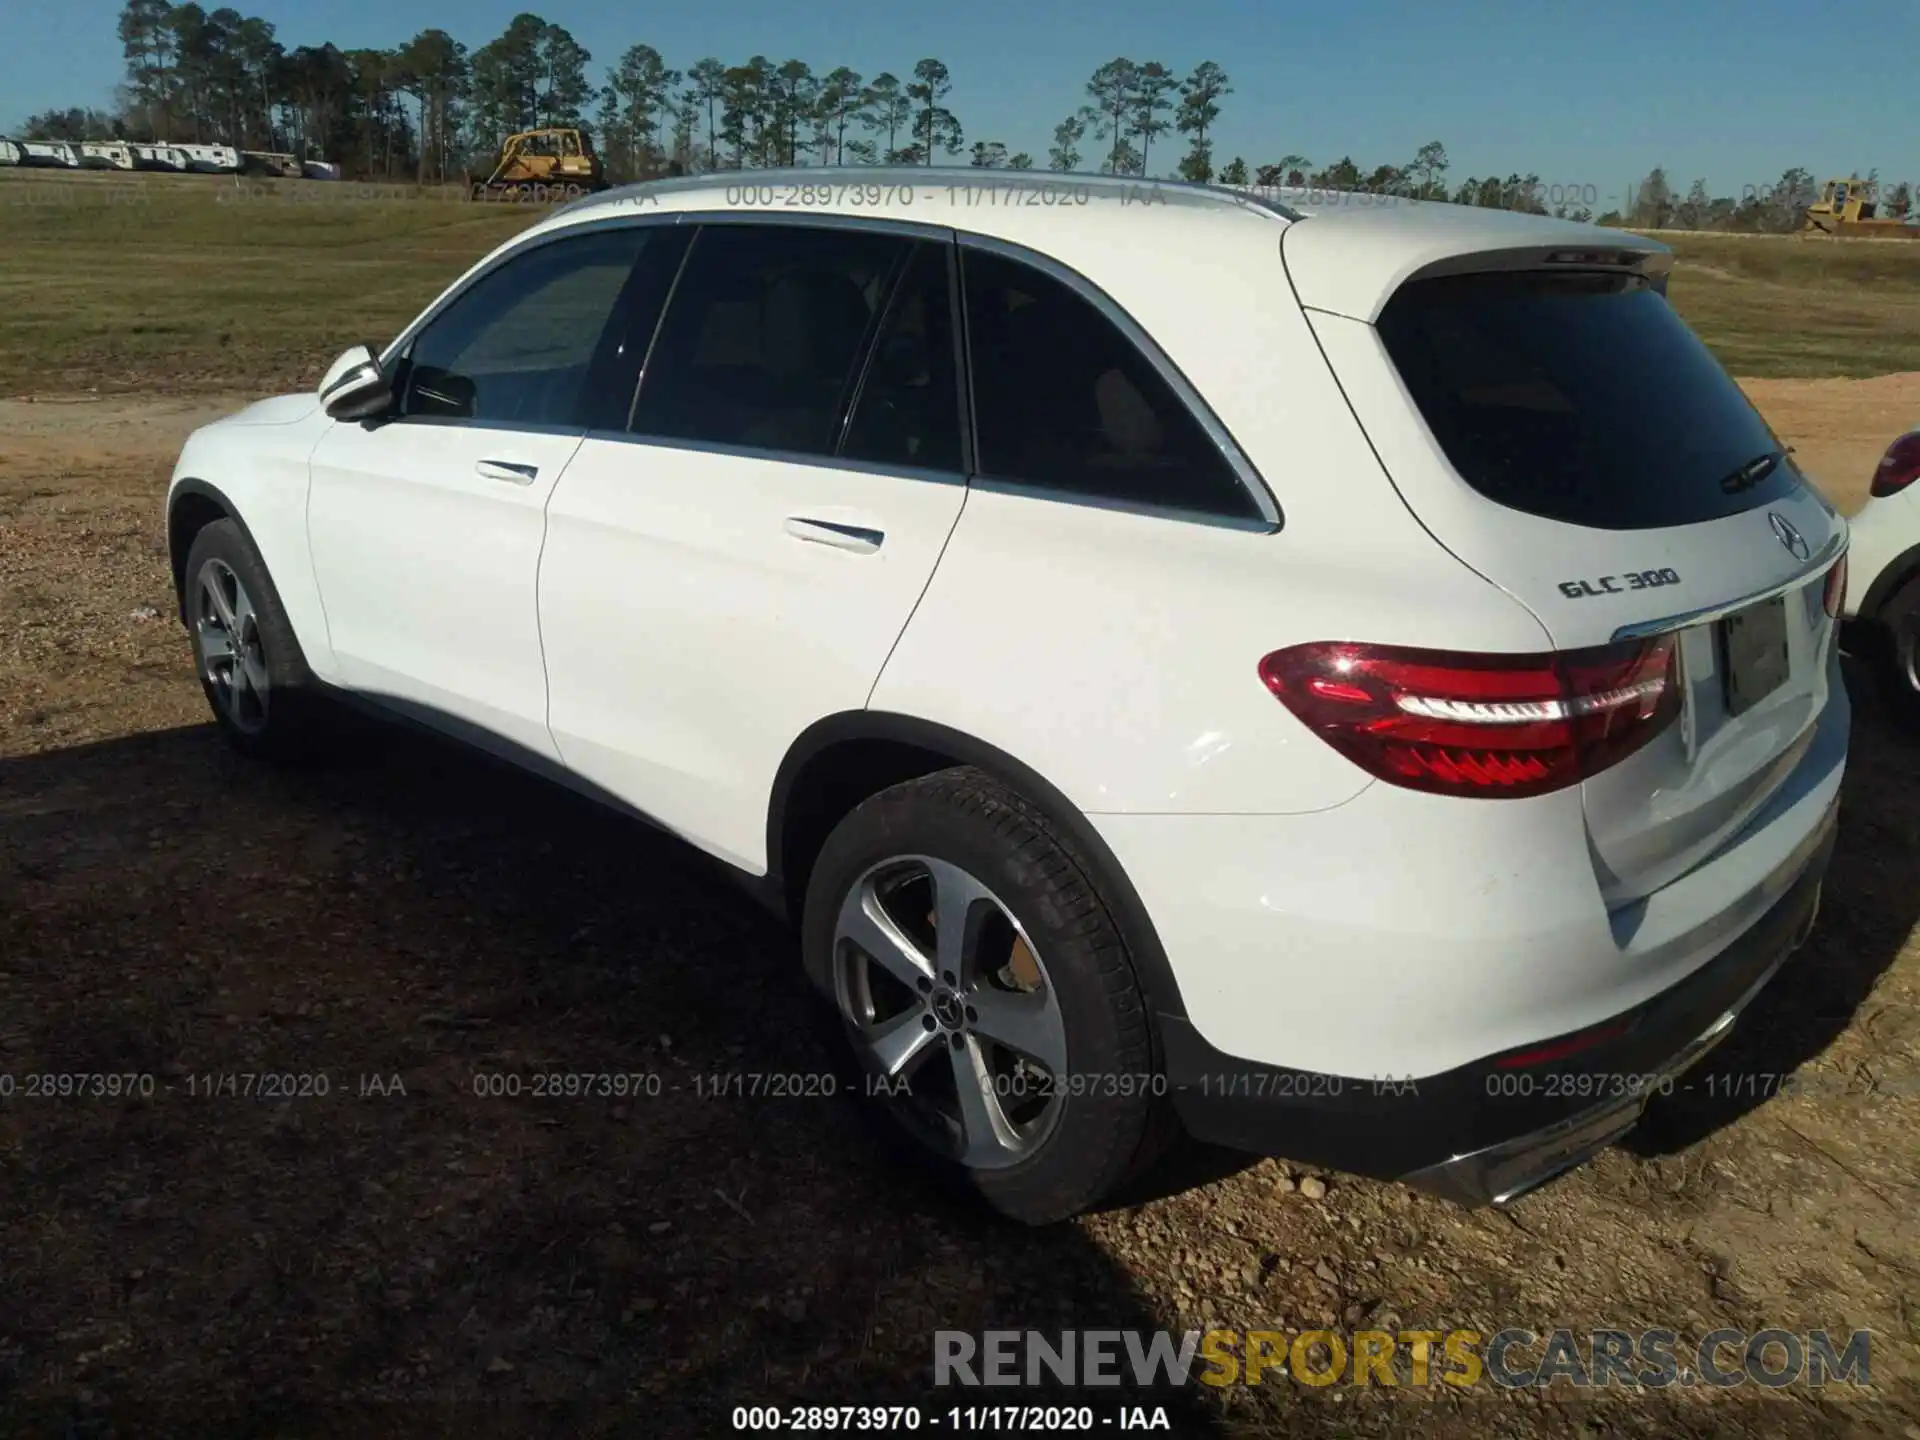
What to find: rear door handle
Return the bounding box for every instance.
[784,517,884,553]
[476,459,539,485]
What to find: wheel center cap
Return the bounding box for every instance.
[930,989,964,1030]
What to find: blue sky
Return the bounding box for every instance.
[10,0,1918,204]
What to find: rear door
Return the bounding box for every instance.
[539,223,970,871]
[1308,263,1845,903]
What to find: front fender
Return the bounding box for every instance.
[167,411,339,682]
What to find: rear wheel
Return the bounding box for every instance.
[1876,577,1920,732]
[802,768,1167,1225]
[184,519,336,761]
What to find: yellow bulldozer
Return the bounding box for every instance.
[468,127,609,202]
[1800,176,1920,238]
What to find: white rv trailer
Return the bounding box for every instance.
[129,143,190,171]
[19,140,81,168]
[0,139,20,166]
[177,143,242,173]
[78,141,137,170]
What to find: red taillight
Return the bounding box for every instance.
[1823,554,1847,618]
[1257,637,1680,799]
[1492,1021,1629,1070]
[1871,432,1920,498]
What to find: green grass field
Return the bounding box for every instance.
[0,172,538,395]
[1649,232,1920,378]
[3,169,1918,396]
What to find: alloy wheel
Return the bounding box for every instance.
[194,557,269,734]
[832,854,1068,1169]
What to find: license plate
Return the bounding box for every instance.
[1719,596,1790,716]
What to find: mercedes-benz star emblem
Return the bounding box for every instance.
[1768,512,1810,561]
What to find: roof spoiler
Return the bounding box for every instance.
[1399,243,1674,297]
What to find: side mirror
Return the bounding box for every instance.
[317,343,393,421]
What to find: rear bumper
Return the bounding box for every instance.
[1161,793,1837,1205]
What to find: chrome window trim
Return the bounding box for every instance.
[968,477,1277,532]
[367,416,590,439]
[579,427,969,489]
[955,232,1284,532]
[1610,530,1847,642]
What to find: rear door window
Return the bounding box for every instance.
[840,241,964,473]
[1376,271,1801,530]
[630,223,909,459]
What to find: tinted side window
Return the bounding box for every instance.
[840,242,963,473]
[631,224,909,458]
[962,249,1259,520]
[397,226,653,428]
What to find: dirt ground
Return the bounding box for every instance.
[1739,373,1920,515]
[2,380,1918,1438]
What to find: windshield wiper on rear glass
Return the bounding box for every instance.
[1718,446,1794,494]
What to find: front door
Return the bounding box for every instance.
[306,222,672,761]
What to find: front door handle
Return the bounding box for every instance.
[785,517,884,553]
[476,459,539,485]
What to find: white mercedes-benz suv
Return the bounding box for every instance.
[165,169,1849,1224]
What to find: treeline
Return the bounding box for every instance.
[9,2,1889,235]
[1620,166,1911,232]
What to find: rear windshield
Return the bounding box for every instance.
[1376,271,1802,530]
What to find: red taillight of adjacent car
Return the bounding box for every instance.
[1491,1020,1630,1070]
[1823,554,1848,618]
[1257,637,1680,800]
[1871,432,1920,498]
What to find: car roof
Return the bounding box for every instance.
[531,166,1670,325]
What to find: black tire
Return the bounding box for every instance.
[182,518,336,761]
[1875,577,1920,732]
[801,766,1169,1225]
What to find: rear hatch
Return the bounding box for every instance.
[1298,243,1846,904]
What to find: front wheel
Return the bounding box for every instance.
[802,768,1168,1224]
[184,518,336,761]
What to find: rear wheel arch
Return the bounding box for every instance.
[767,712,1190,1030]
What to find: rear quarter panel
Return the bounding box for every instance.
[872,241,1550,816]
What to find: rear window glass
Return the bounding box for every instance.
[1377,271,1802,530]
